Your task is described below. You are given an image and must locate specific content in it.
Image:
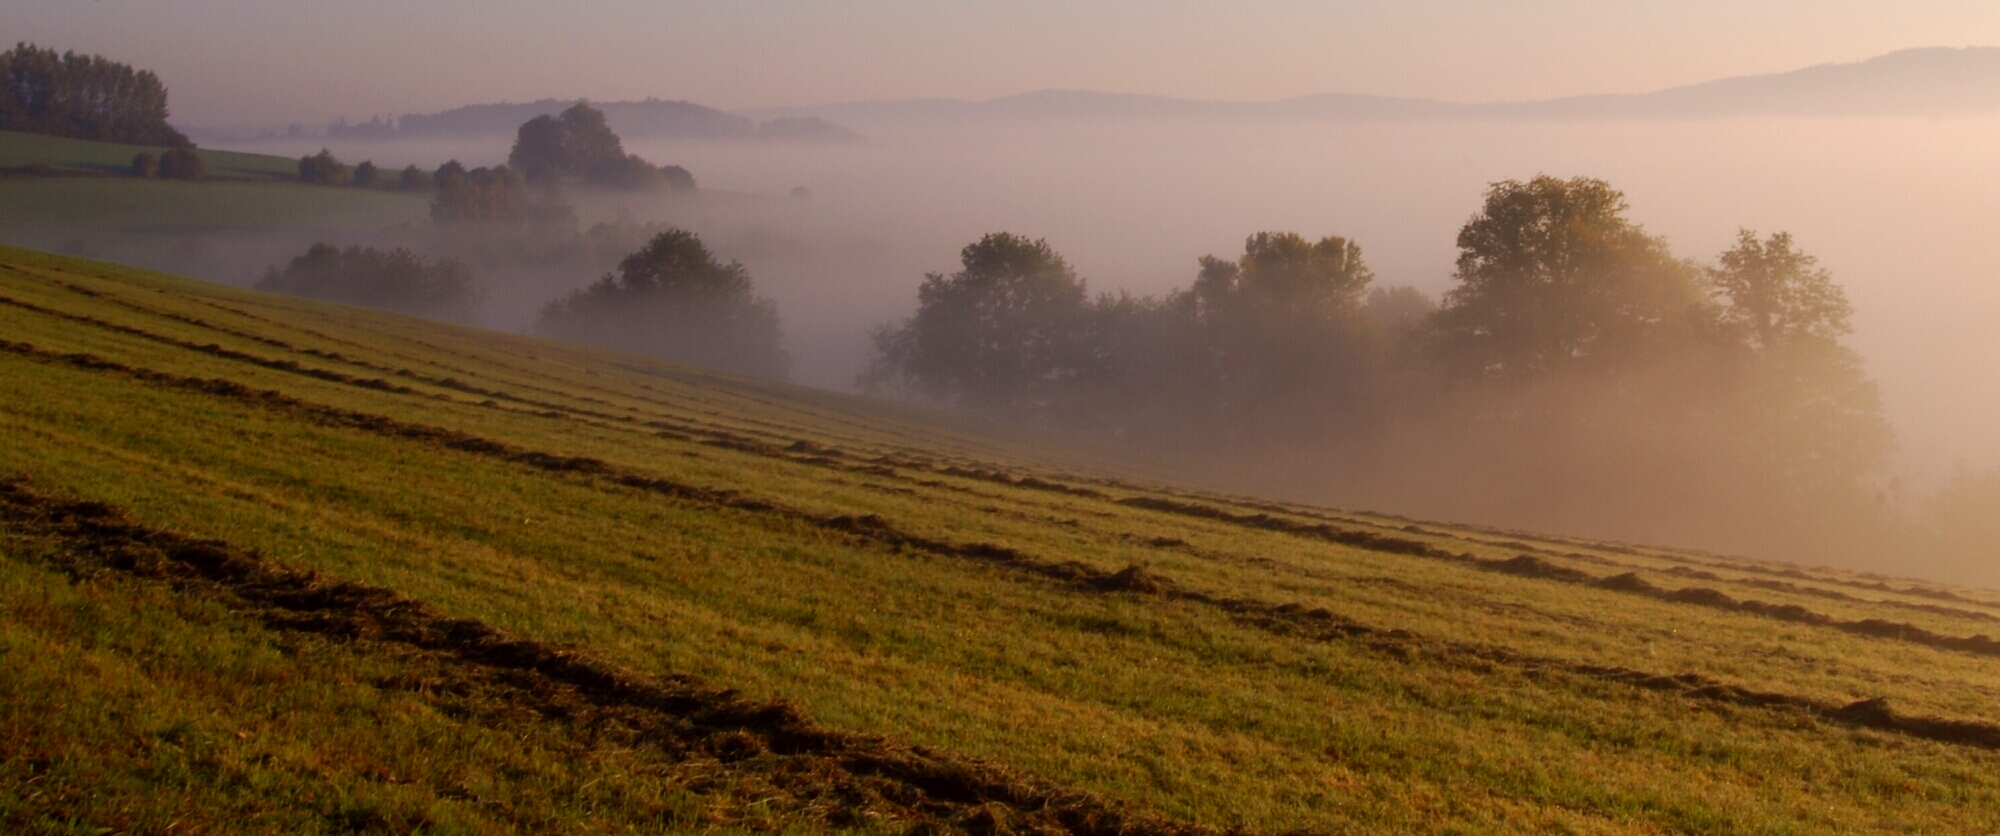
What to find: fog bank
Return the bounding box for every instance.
[223,114,2000,493]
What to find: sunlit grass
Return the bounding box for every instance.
[5,245,2000,834]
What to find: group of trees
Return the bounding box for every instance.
[537,229,789,379]
[508,103,695,191]
[0,43,191,147]
[294,149,404,189]
[255,225,787,381]
[865,176,1893,551]
[256,244,480,322]
[862,229,1418,440]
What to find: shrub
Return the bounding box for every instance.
[257,243,479,322]
[398,164,432,191]
[298,149,348,185]
[130,152,158,178]
[352,160,378,188]
[158,148,204,180]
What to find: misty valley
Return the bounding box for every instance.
[5,35,2000,836]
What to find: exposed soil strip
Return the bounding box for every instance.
[0,476,1215,836]
[1115,496,2000,660]
[12,339,2000,754]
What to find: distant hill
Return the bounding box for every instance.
[749,47,2000,127]
[328,98,864,144]
[1513,47,2000,119]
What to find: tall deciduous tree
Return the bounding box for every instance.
[863,233,1090,416]
[508,114,569,183]
[1434,176,1705,381]
[1183,232,1382,436]
[1710,230,1892,512]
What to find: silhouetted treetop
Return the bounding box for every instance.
[508,102,694,191]
[1710,229,1855,352]
[1434,175,1705,380]
[868,234,1088,408]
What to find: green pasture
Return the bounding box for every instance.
[4,246,2000,834]
[0,136,428,284]
[0,129,299,179]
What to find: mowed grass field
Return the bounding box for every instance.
[6,245,2000,834]
[0,132,428,281]
[0,129,300,179]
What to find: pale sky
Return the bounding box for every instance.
[12,0,2000,125]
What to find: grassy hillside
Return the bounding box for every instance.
[0,129,299,179]
[0,133,428,285]
[5,245,2000,834]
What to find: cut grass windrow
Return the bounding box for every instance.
[1117,495,2000,661]
[0,285,1000,487]
[0,475,1220,836]
[9,338,2000,757]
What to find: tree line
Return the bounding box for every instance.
[0,43,191,147]
[863,176,1893,554]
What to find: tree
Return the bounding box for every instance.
[1433,176,1706,381]
[157,147,203,180]
[508,114,568,183]
[509,102,630,183]
[1178,232,1382,436]
[1710,230,1853,351]
[559,103,625,174]
[0,43,192,147]
[398,164,432,191]
[298,148,348,185]
[352,160,378,188]
[1363,285,1437,337]
[431,165,529,225]
[584,153,667,190]
[129,151,157,178]
[507,102,691,190]
[862,233,1090,416]
[1709,230,1893,512]
[662,165,696,192]
[537,229,789,380]
[257,244,480,322]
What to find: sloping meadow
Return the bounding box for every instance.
[5,245,2000,834]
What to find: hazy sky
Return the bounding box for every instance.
[13,0,2000,124]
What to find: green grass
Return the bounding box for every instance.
[0,129,301,179]
[5,245,2000,834]
[0,137,429,283]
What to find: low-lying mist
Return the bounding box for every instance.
[123,114,2000,581]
